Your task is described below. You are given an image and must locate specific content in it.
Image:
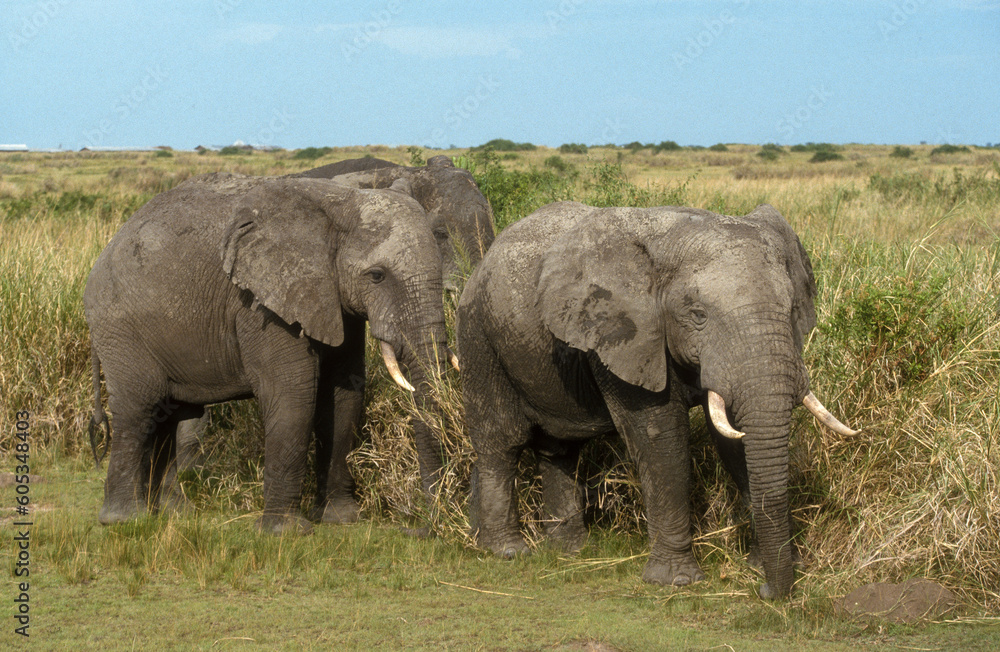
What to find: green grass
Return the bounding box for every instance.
[1,144,999,647]
[6,454,999,650]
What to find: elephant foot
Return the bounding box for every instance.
[758,581,792,600]
[257,513,313,536]
[159,486,193,515]
[312,496,361,524]
[399,524,435,539]
[543,520,588,554]
[98,502,145,525]
[642,553,706,587]
[479,533,529,559]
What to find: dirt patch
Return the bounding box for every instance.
[837,578,958,623]
[0,472,45,487]
[548,642,620,652]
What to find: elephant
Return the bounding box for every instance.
[85,172,455,533]
[293,155,495,292]
[171,154,491,512]
[457,201,857,599]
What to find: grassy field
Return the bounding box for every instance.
[1,143,999,649]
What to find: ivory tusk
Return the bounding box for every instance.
[380,341,415,392]
[707,391,745,440]
[448,349,461,372]
[802,391,859,436]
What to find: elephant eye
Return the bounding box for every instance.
[690,308,708,326]
[366,268,386,284]
[433,228,449,242]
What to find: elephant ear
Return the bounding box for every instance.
[745,204,817,350]
[220,183,344,348]
[538,211,668,392]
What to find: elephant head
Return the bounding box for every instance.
[538,204,854,598]
[218,175,456,505]
[220,175,453,382]
[294,156,495,291]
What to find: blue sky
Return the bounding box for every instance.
[2,1,998,150]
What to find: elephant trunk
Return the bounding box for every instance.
[734,385,795,599]
[398,329,451,497]
[706,307,804,599]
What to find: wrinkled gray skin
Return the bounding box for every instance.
[293,155,495,292]
[458,202,819,599]
[85,173,449,533]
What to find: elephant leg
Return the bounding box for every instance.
[312,320,366,524]
[594,362,704,586]
[159,404,208,513]
[99,377,170,524]
[464,341,531,557]
[537,439,587,553]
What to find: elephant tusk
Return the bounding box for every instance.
[802,392,859,436]
[707,391,745,440]
[380,341,416,392]
[447,348,461,372]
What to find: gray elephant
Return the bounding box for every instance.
[457,201,856,599]
[293,155,495,291]
[85,172,453,533]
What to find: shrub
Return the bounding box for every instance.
[153,149,173,158]
[869,166,1000,206]
[652,140,682,153]
[810,150,844,163]
[219,146,246,156]
[471,138,536,152]
[889,146,914,158]
[930,144,970,156]
[756,144,785,161]
[467,148,571,230]
[407,146,425,167]
[708,143,729,152]
[558,143,588,155]
[543,155,574,174]
[791,142,841,153]
[292,147,333,160]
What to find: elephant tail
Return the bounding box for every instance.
[88,346,110,467]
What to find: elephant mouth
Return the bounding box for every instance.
[706,390,859,439]
[378,340,460,393]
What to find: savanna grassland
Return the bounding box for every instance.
[1,143,998,650]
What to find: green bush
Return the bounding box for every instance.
[292,147,333,160]
[652,140,682,153]
[468,148,571,230]
[708,143,729,152]
[219,146,246,156]
[558,143,588,155]
[869,166,1000,206]
[820,274,970,390]
[930,144,970,156]
[810,150,844,163]
[543,155,574,174]
[407,146,425,167]
[889,146,914,158]
[791,142,841,153]
[756,144,785,161]
[153,149,173,158]
[471,138,536,152]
